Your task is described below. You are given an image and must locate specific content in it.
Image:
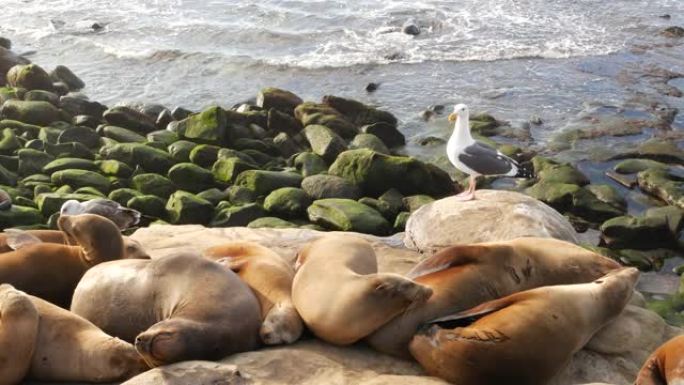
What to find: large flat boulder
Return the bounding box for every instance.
[404,189,580,253]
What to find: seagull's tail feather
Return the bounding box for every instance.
[514,161,535,179]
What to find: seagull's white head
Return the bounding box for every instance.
[448,104,468,122]
[60,200,84,215]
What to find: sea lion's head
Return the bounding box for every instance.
[122,237,151,260]
[134,318,209,367]
[58,214,124,264]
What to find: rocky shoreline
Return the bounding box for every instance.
[2,36,684,324]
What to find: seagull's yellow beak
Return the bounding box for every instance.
[448,113,457,122]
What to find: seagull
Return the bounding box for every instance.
[60,198,141,230]
[446,104,523,201]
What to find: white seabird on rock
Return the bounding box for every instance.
[447,103,522,201]
[60,198,141,230]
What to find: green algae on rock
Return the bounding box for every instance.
[165,190,214,224]
[235,170,303,196]
[307,198,390,235]
[264,187,311,218]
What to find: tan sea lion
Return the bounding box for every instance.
[366,237,621,358]
[204,241,303,345]
[0,229,149,259]
[0,284,147,385]
[60,198,141,230]
[70,252,262,367]
[0,214,128,308]
[292,235,433,346]
[409,267,639,385]
[635,334,684,385]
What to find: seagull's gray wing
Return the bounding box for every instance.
[458,141,518,176]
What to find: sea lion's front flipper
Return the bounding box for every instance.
[3,229,43,250]
[425,292,522,328]
[634,354,667,385]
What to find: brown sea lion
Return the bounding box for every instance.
[0,284,147,385]
[366,237,621,358]
[0,229,149,259]
[635,334,684,385]
[204,241,303,345]
[0,214,128,308]
[409,267,639,385]
[292,235,433,346]
[70,252,262,367]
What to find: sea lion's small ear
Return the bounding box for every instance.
[3,229,42,250]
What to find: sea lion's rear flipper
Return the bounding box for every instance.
[406,245,487,279]
[3,229,43,250]
[634,354,666,385]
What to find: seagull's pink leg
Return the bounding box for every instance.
[453,175,476,201]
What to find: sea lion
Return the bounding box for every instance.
[204,241,304,345]
[409,267,639,385]
[366,237,621,358]
[292,235,433,346]
[0,214,128,307]
[70,252,262,367]
[60,198,141,230]
[635,334,684,385]
[0,284,147,385]
[0,229,149,259]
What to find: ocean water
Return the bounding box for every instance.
[0,0,683,151]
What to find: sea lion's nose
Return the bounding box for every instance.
[134,335,150,350]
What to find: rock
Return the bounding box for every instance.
[165,191,213,224]
[304,124,348,162]
[132,173,176,199]
[0,37,11,50]
[147,130,179,146]
[264,187,312,218]
[100,125,147,143]
[350,133,390,154]
[0,155,17,171]
[613,159,667,174]
[403,194,434,212]
[645,206,684,235]
[586,184,627,211]
[180,106,230,145]
[58,125,101,148]
[405,190,579,253]
[42,157,95,175]
[234,138,278,156]
[293,152,328,177]
[168,140,198,162]
[379,188,405,214]
[50,169,110,193]
[171,106,192,121]
[211,203,266,227]
[59,94,106,118]
[571,188,625,223]
[0,119,41,138]
[612,138,684,164]
[256,88,303,115]
[109,188,143,206]
[45,142,94,160]
[307,198,391,235]
[212,157,259,184]
[38,126,62,144]
[662,26,684,38]
[127,194,167,219]
[273,132,305,157]
[235,170,303,196]
[0,87,25,104]
[100,143,175,174]
[156,109,174,130]
[189,144,221,168]
[366,82,380,92]
[24,89,59,105]
[34,192,101,217]
[329,149,453,197]
[121,360,247,385]
[16,149,53,177]
[532,156,590,186]
[226,185,256,206]
[0,47,29,86]
[103,106,157,134]
[637,168,684,209]
[0,100,61,126]
[248,217,298,229]
[196,188,228,206]
[97,159,134,178]
[600,215,674,249]
[323,95,398,128]
[294,102,358,139]
[167,162,215,193]
[394,211,410,232]
[0,204,43,228]
[267,108,303,135]
[525,180,581,212]
[360,122,405,148]
[301,174,362,200]
[6,64,53,91]
[358,197,395,221]
[49,65,85,91]
[402,20,420,36]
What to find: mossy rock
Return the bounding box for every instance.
[233,138,278,156]
[235,170,303,196]
[131,173,176,199]
[127,194,167,219]
[267,108,303,135]
[614,159,667,174]
[0,119,41,138]
[165,190,214,224]
[0,155,17,172]
[350,133,390,154]
[58,126,100,148]
[307,198,390,235]
[0,205,43,229]
[359,122,405,148]
[50,65,85,91]
[301,174,361,200]
[99,143,175,174]
[147,130,178,146]
[257,88,303,115]
[226,185,256,205]
[323,95,398,128]
[38,126,63,144]
[264,187,312,218]
[181,106,228,145]
[217,148,258,164]
[54,185,73,194]
[73,186,106,197]
[620,138,684,164]
[600,215,674,249]
[51,169,111,193]
[303,124,347,162]
[189,144,221,168]
[393,211,410,232]
[645,206,684,235]
[210,203,266,227]
[34,192,101,216]
[585,184,627,211]
[24,90,59,105]
[293,152,328,177]
[571,188,624,223]
[6,64,53,91]
[532,156,589,186]
[403,195,435,212]
[329,149,453,197]
[0,87,26,104]
[525,180,580,211]
[103,106,156,135]
[247,217,297,229]
[109,188,143,206]
[168,140,198,162]
[17,149,54,177]
[0,100,61,126]
[358,197,396,221]
[42,157,96,175]
[637,168,684,209]
[647,293,684,326]
[379,188,405,214]
[0,127,21,155]
[97,159,134,178]
[294,102,358,139]
[196,188,228,206]
[212,157,259,184]
[13,196,36,208]
[44,142,94,160]
[167,162,215,193]
[101,125,147,143]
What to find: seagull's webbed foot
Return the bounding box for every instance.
[453,175,477,201]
